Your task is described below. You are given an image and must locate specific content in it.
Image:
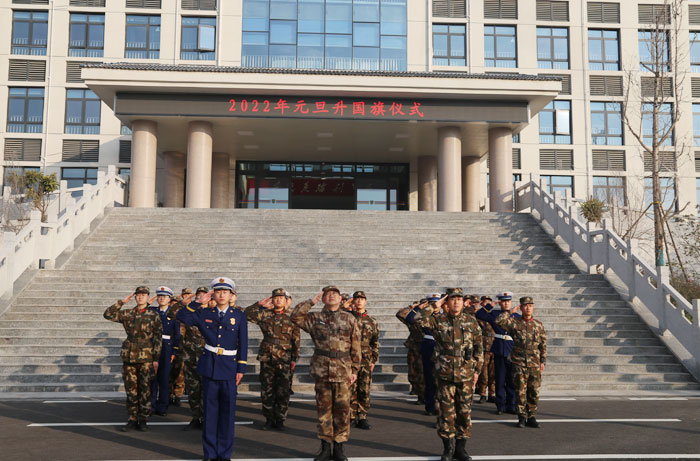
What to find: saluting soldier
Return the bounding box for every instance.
[475,296,496,404]
[104,286,162,432]
[349,291,379,430]
[175,277,248,461]
[407,288,483,461]
[396,298,425,405]
[150,286,181,417]
[496,296,547,428]
[169,288,192,408]
[291,286,361,461]
[284,291,300,396]
[245,288,301,431]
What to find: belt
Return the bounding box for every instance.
[204,344,237,356]
[315,349,350,359]
[424,335,435,341]
[494,334,513,341]
[263,338,291,347]
[162,335,171,340]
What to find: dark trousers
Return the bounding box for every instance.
[420,340,436,413]
[202,377,238,460]
[150,344,172,414]
[493,354,516,411]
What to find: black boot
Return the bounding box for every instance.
[440,437,455,461]
[516,415,526,428]
[274,419,285,431]
[332,442,348,461]
[314,441,332,461]
[262,418,274,430]
[184,418,202,431]
[136,420,149,432]
[454,438,472,461]
[120,420,137,432]
[478,395,487,404]
[526,416,540,428]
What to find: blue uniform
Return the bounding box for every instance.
[476,305,520,412]
[150,305,180,414]
[405,307,437,414]
[177,302,248,460]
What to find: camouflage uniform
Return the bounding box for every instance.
[397,310,425,400]
[291,291,361,444]
[411,300,483,440]
[104,298,162,423]
[169,322,186,401]
[350,309,379,422]
[245,292,301,425]
[496,301,547,420]
[476,317,495,399]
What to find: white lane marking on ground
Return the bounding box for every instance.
[42,400,108,404]
[473,418,681,424]
[101,455,700,461]
[628,397,689,401]
[539,398,576,401]
[28,421,254,427]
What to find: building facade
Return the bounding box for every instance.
[1,0,699,212]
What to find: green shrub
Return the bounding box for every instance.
[580,197,605,224]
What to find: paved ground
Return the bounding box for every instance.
[1,393,699,461]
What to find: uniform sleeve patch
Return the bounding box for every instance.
[205,319,213,323]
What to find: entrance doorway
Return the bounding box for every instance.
[236,162,409,210]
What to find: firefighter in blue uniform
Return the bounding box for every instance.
[175,277,248,461]
[150,286,181,416]
[475,291,519,415]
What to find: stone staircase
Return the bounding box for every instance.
[0,208,698,395]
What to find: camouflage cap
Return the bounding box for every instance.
[181,288,193,295]
[322,285,341,294]
[134,286,150,295]
[352,290,367,299]
[520,296,535,305]
[480,295,492,301]
[468,295,480,302]
[271,288,286,297]
[446,287,464,298]
[195,286,209,294]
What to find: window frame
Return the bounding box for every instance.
[539,99,572,144]
[587,28,620,71]
[181,16,217,61]
[591,101,624,146]
[484,24,517,68]
[64,89,101,135]
[432,23,466,66]
[592,176,626,207]
[642,102,674,147]
[11,10,49,56]
[6,87,45,134]
[540,174,574,197]
[125,14,161,59]
[68,13,105,58]
[537,26,569,70]
[638,29,669,73]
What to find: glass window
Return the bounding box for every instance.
[588,29,619,71]
[7,87,44,133]
[299,0,324,33]
[696,178,700,215]
[3,167,40,188]
[541,175,573,197]
[61,167,98,197]
[125,15,160,59]
[539,100,571,144]
[65,89,101,135]
[326,0,352,34]
[691,32,700,72]
[298,33,324,68]
[593,176,625,207]
[12,11,48,56]
[484,25,517,68]
[591,102,623,145]
[639,30,669,72]
[433,24,466,67]
[537,27,569,70]
[69,14,104,58]
[642,103,673,147]
[694,104,700,147]
[181,17,216,60]
[644,177,676,212]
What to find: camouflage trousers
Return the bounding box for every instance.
[350,362,372,420]
[314,380,351,443]
[476,352,495,397]
[259,360,292,422]
[513,365,541,418]
[407,343,424,398]
[183,352,203,420]
[169,352,185,398]
[436,378,475,439]
[123,362,154,421]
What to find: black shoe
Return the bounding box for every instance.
[526,417,541,428]
[262,419,274,430]
[440,437,455,461]
[516,416,526,428]
[478,395,487,404]
[172,397,181,407]
[356,419,371,430]
[332,442,348,461]
[454,438,472,461]
[120,420,137,432]
[184,418,202,431]
[274,420,285,431]
[487,396,495,403]
[136,420,149,432]
[153,410,167,417]
[496,409,503,415]
[314,440,332,461]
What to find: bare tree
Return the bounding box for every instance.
[0,169,30,233]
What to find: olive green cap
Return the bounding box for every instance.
[134,286,150,295]
[520,296,534,305]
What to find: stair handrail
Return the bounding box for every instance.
[0,166,126,303]
[514,175,700,381]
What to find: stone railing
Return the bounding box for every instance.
[0,166,126,301]
[515,177,700,381]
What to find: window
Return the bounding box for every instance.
[61,167,98,198]
[692,32,700,72]
[484,25,517,68]
[7,88,44,133]
[433,24,466,66]
[639,30,669,72]
[539,100,571,144]
[3,167,40,187]
[11,11,48,56]
[537,27,568,70]
[121,124,132,135]
[541,175,573,197]
[644,177,676,212]
[69,14,105,57]
[593,176,625,207]
[65,89,101,134]
[588,29,619,71]
[697,178,700,215]
[241,0,407,71]
[125,15,161,59]
[591,102,623,145]
[119,168,131,177]
[694,104,700,147]
[642,103,673,147]
[181,17,216,60]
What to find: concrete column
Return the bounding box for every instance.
[417,155,437,211]
[129,120,158,208]
[462,156,481,212]
[186,121,213,208]
[163,151,185,208]
[489,127,514,212]
[211,152,230,208]
[437,127,462,212]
